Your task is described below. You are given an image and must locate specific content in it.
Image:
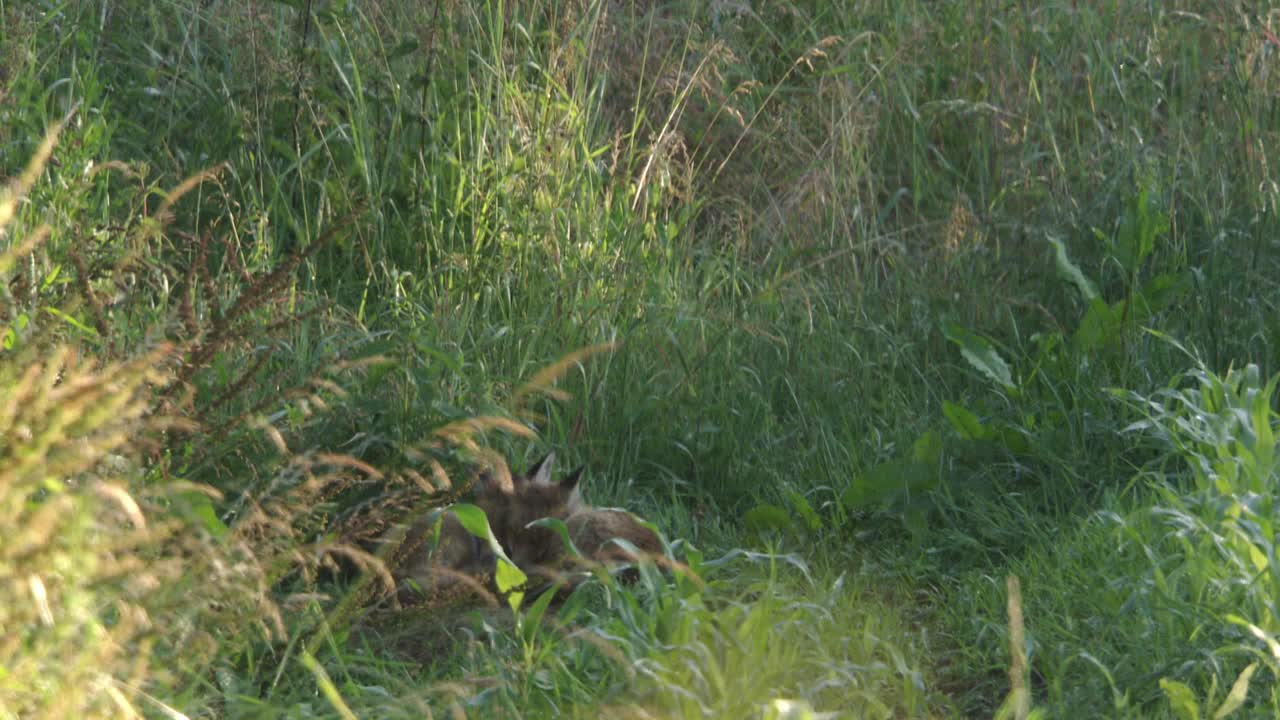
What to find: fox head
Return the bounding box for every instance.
[477,453,585,568]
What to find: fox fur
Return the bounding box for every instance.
[502,456,663,586]
[391,453,662,607]
[565,508,663,567]
[391,504,493,607]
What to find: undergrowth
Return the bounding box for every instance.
[3,0,1279,717]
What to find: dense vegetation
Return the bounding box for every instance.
[2,1,1278,717]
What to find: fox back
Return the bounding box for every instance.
[565,508,663,566]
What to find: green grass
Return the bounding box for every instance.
[2,0,1279,717]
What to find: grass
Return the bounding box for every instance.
[2,0,1279,717]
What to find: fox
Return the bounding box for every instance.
[387,457,530,606]
[391,453,662,606]
[501,457,664,586]
[390,453,580,606]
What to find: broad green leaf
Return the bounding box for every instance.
[1226,615,1280,659]
[842,460,905,508]
[1212,662,1258,719]
[1072,297,1119,353]
[2,312,30,348]
[744,504,794,534]
[519,579,563,638]
[1142,272,1191,311]
[450,503,529,599]
[40,263,62,291]
[904,460,942,493]
[495,559,527,611]
[1160,678,1201,720]
[842,459,936,509]
[175,490,228,539]
[1246,543,1267,573]
[912,430,943,466]
[1114,188,1166,274]
[902,501,929,542]
[1250,374,1276,485]
[786,489,823,531]
[943,322,1016,391]
[994,425,1032,455]
[764,698,820,720]
[450,503,495,541]
[1048,235,1099,301]
[683,545,704,577]
[944,401,990,440]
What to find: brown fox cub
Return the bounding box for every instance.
[389,455,551,606]
[500,457,664,583]
[391,453,662,605]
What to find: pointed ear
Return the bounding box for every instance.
[563,466,586,513]
[529,452,556,486]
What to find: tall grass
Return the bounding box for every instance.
[3,0,1280,717]
[0,119,288,719]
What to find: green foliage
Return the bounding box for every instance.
[1048,235,1101,303]
[1109,184,1169,279]
[1117,363,1280,715]
[451,503,530,609]
[0,122,324,719]
[744,502,795,535]
[6,0,1280,716]
[944,322,1017,394]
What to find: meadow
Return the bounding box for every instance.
[2,1,1279,717]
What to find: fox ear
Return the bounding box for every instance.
[563,466,586,512]
[529,452,556,486]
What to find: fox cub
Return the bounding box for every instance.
[389,455,558,606]
[392,453,661,606]
[502,456,664,583]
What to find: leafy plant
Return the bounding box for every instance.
[1117,360,1280,715]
